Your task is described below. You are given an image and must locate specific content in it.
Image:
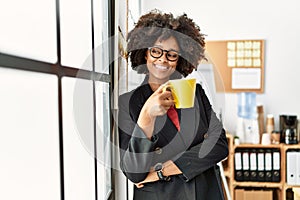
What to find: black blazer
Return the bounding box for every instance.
[118,79,228,200]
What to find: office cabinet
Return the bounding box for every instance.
[223,134,300,200]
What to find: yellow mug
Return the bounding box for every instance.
[164,78,196,108]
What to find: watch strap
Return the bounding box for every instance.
[156,170,170,181]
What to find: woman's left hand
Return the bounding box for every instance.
[135,171,159,188]
[135,160,182,188]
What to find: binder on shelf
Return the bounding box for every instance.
[296,151,300,185]
[242,149,250,181]
[286,151,297,185]
[272,149,281,182]
[249,149,258,181]
[257,149,265,182]
[234,148,243,181]
[265,149,272,182]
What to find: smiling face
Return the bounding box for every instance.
[145,36,179,85]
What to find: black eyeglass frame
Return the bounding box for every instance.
[148,46,181,62]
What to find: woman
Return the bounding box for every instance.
[118,10,228,200]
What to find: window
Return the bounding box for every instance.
[0,0,113,199]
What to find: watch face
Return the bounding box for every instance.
[154,163,163,171]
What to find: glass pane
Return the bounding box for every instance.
[60,0,93,70]
[94,0,109,74]
[0,67,60,200]
[0,0,57,63]
[95,81,112,199]
[62,77,96,200]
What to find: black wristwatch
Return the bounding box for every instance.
[154,163,170,181]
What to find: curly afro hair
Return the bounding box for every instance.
[127,10,206,77]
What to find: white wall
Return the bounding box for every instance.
[141,0,300,133]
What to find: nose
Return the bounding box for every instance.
[158,52,168,62]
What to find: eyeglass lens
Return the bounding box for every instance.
[149,47,179,61]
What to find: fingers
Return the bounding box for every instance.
[135,183,144,188]
[157,82,170,93]
[154,86,175,106]
[160,90,173,100]
[162,98,175,108]
[160,92,175,110]
[144,83,175,117]
[152,83,174,99]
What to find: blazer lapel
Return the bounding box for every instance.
[178,95,199,148]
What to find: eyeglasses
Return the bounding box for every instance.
[148,46,180,62]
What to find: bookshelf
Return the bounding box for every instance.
[223,134,300,200]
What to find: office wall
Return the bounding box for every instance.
[141,0,300,134]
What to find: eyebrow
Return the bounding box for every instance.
[152,45,179,52]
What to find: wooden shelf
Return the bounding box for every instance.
[283,144,300,151]
[233,181,283,189]
[285,184,300,189]
[223,133,300,200]
[224,170,231,177]
[233,143,282,149]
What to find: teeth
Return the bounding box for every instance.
[155,64,168,70]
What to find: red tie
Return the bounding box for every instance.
[167,106,180,131]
